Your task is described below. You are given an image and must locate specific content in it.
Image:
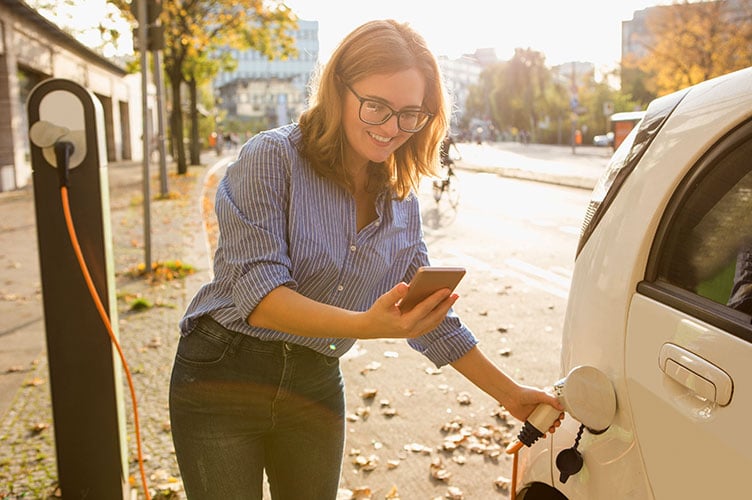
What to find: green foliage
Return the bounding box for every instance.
[465,50,640,145]
[109,0,298,173]
[624,0,752,100]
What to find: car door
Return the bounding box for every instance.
[625,121,752,499]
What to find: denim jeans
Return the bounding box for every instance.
[169,315,345,499]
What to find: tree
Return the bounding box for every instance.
[479,48,550,141]
[634,0,752,97]
[29,0,132,59]
[115,0,297,174]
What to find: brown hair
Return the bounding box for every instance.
[298,19,449,199]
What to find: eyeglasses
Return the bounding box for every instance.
[344,83,433,133]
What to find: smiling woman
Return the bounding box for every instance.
[168,18,560,500]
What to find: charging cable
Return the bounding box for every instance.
[503,366,617,500]
[55,142,152,500]
[505,403,562,500]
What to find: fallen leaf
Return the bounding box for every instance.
[445,486,464,499]
[360,361,382,375]
[494,475,511,490]
[355,406,371,420]
[456,392,472,405]
[381,407,397,418]
[30,422,49,434]
[404,443,432,454]
[359,388,378,400]
[24,377,44,387]
[350,486,373,499]
[385,485,400,498]
[429,456,451,481]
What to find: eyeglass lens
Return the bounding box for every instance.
[360,100,430,132]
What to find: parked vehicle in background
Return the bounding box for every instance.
[516,66,752,499]
[592,131,613,147]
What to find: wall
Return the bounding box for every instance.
[0,0,146,191]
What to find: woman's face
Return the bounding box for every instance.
[341,68,426,170]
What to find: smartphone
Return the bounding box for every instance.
[398,266,466,312]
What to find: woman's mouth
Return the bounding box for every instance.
[368,131,392,144]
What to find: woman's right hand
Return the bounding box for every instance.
[357,282,458,340]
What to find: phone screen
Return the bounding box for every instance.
[398,266,466,312]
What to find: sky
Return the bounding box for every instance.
[283,0,673,70]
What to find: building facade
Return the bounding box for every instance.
[213,19,318,128]
[0,0,144,192]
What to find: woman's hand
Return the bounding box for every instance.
[504,384,564,433]
[357,282,458,339]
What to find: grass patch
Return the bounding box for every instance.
[126,260,195,283]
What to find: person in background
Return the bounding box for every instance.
[169,19,561,500]
[439,131,458,167]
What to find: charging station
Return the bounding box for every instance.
[27,78,129,499]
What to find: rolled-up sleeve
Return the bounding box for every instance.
[215,132,297,320]
[402,228,479,367]
[408,311,479,367]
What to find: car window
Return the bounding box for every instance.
[645,122,752,335]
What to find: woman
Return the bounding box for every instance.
[169,19,561,499]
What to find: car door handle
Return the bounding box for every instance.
[658,343,733,406]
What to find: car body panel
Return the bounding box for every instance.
[517,66,752,499]
[626,294,752,498]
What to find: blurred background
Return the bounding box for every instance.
[1,0,750,189]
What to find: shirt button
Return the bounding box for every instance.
[337,285,344,292]
[350,245,357,252]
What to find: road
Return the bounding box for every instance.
[0,141,605,499]
[335,167,593,499]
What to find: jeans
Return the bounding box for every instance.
[169,315,345,499]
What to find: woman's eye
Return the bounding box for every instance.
[363,101,386,114]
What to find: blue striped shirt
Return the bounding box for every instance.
[180,123,478,367]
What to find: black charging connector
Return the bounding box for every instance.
[54,141,75,188]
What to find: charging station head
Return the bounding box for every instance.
[30,122,87,170]
[555,365,616,433]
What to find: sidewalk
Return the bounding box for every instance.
[0,154,228,498]
[0,143,609,499]
[455,141,611,190]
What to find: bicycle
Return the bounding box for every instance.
[432,160,460,208]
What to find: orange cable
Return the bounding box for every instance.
[511,447,519,500]
[60,186,152,500]
[506,439,524,500]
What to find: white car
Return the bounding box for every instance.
[516,66,752,499]
[592,131,613,147]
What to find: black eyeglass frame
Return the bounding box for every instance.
[343,82,434,133]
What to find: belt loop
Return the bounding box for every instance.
[227,331,244,355]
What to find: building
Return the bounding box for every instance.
[438,49,491,132]
[217,76,303,129]
[213,19,318,128]
[0,0,145,192]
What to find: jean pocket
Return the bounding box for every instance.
[175,326,232,366]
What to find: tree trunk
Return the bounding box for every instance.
[170,78,187,175]
[189,78,201,166]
